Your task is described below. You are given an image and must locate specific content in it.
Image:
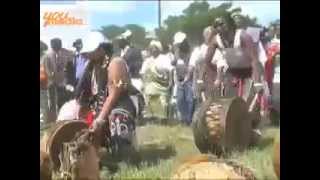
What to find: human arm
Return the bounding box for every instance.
[95,57,128,122]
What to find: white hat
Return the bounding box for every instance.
[122,30,132,38]
[173,32,186,45]
[82,31,109,52]
[117,30,132,40]
[149,40,163,51]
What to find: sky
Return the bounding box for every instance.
[40,0,280,49]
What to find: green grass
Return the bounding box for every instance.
[40,123,279,179]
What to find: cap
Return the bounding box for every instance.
[82,31,109,53]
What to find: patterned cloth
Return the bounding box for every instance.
[142,55,172,120]
[109,108,136,149]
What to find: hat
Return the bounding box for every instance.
[213,17,224,28]
[117,30,132,40]
[73,39,82,45]
[173,32,187,45]
[82,31,109,52]
[149,40,163,51]
[231,11,242,19]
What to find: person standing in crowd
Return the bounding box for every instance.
[140,40,173,123]
[118,30,143,78]
[204,16,264,139]
[41,38,74,122]
[172,32,194,125]
[64,39,89,93]
[189,26,214,107]
[162,43,175,63]
[232,12,269,119]
[74,32,139,153]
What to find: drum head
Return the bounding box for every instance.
[45,120,88,170]
[223,97,251,151]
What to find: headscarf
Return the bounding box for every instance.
[149,40,163,51]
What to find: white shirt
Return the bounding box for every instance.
[121,45,130,57]
[189,44,208,67]
[140,57,155,75]
[140,54,173,75]
[156,54,174,71]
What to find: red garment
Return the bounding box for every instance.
[86,111,94,128]
[265,42,280,94]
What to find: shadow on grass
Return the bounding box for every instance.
[256,136,275,150]
[100,143,176,174]
[136,117,186,128]
[137,143,176,165]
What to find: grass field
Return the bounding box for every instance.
[41,122,279,179]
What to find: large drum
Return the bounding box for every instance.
[40,120,101,180]
[172,154,256,180]
[192,97,252,155]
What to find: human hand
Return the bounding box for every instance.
[92,118,105,132]
[254,83,264,94]
[214,79,221,88]
[65,84,74,92]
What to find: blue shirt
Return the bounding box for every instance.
[75,53,88,82]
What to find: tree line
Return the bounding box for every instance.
[98,1,278,49]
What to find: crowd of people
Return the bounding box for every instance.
[40,13,280,153]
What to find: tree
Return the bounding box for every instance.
[100,25,124,41]
[156,1,260,47]
[124,24,147,48]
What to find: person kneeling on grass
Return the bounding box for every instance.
[59,32,139,156]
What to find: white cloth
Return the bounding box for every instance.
[82,31,107,52]
[156,54,174,71]
[91,68,98,96]
[149,40,163,51]
[173,32,187,45]
[211,35,229,72]
[57,99,81,121]
[189,44,208,67]
[258,41,267,67]
[273,66,280,83]
[166,52,175,62]
[121,45,130,57]
[141,55,173,75]
[233,29,243,48]
[140,57,155,75]
[246,27,261,43]
[271,37,280,44]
